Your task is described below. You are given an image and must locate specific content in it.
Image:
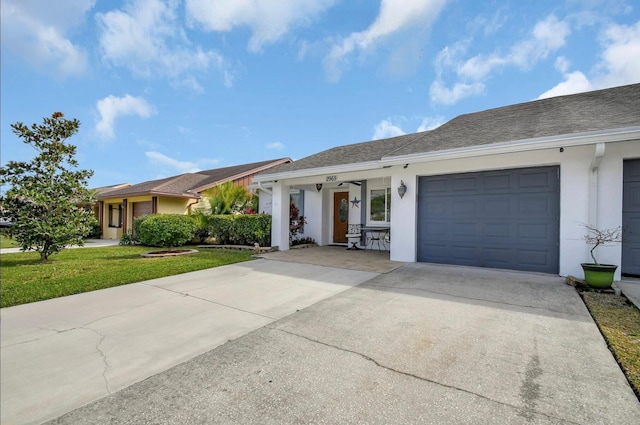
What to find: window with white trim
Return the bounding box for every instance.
[368,187,391,224]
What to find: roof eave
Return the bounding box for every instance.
[97,190,201,200]
[190,158,293,193]
[253,160,383,183]
[380,126,640,166]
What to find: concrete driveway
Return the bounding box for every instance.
[37,262,640,424]
[1,259,377,425]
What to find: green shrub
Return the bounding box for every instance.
[119,231,137,246]
[133,214,152,237]
[191,210,211,243]
[208,214,271,246]
[137,214,197,248]
[87,216,102,238]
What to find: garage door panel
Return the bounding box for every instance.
[418,166,559,273]
[484,174,512,190]
[518,249,552,267]
[452,177,478,192]
[519,170,555,189]
[623,159,640,275]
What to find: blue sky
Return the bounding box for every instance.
[2,0,639,188]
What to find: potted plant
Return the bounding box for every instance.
[581,224,622,289]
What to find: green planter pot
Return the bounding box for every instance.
[580,263,618,289]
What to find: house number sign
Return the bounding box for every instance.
[325,175,338,182]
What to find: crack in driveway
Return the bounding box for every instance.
[84,327,112,395]
[142,283,277,320]
[270,326,581,425]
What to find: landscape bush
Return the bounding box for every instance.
[119,214,153,245]
[207,214,271,247]
[137,214,197,248]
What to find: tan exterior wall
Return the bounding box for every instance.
[158,197,193,214]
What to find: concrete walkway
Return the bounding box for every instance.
[0,259,377,425]
[0,238,120,254]
[618,278,640,309]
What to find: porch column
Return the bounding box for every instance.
[98,201,104,237]
[122,199,128,232]
[272,181,290,251]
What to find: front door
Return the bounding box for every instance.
[333,192,349,243]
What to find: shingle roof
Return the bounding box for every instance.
[97,158,291,200]
[388,82,640,158]
[259,83,640,176]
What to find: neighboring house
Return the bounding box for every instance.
[253,83,640,280]
[96,158,291,239]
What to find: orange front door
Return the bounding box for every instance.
[333,192,349,243]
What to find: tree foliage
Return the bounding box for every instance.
[0,112,95,261]
[205,181,256,215]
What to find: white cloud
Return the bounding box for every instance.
[429,80,484,105]
[538,20,640,99]
[373,119,406,140]
[96,0,231,88]
[1,0,94,78]
[594,20,640,87]
[508,15,570,68]
[266,142,285,150]
[95,95,155,140]
[431,15,571,105]
[417,116,446,132]
[324,0,448,82]
[145,151,201,174]
[186,0,336,52]
[538,71,592,99]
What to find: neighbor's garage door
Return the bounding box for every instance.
[133,201,153,218]
[622,159,640,276]
[417,166,560,273]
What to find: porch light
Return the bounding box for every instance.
[398,180,407,199]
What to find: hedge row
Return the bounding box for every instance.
[121,213,271,247]
[207,214,271,247]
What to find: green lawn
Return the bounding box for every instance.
[1,233,18,248]
[0,246,253,308]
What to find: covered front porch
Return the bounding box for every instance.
[262,168,411,259]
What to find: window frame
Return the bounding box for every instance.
[108,203,123,228]
[367,185,391,225]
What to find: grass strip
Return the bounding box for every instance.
[0,245,253,308]
[581,291,640,399]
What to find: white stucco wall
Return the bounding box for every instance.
[388,140,640,278]
[269,138,639,278]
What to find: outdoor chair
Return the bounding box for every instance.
[345,224,363,250]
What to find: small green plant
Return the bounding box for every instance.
[119,231,138,246]
[137,214,197,248]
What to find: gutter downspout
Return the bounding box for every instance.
[588,143,606,226]
[256,181,273,195]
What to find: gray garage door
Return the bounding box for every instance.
[622,159,640,276]
[417,166,560,273]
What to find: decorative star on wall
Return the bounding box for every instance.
[351,197,360,208]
